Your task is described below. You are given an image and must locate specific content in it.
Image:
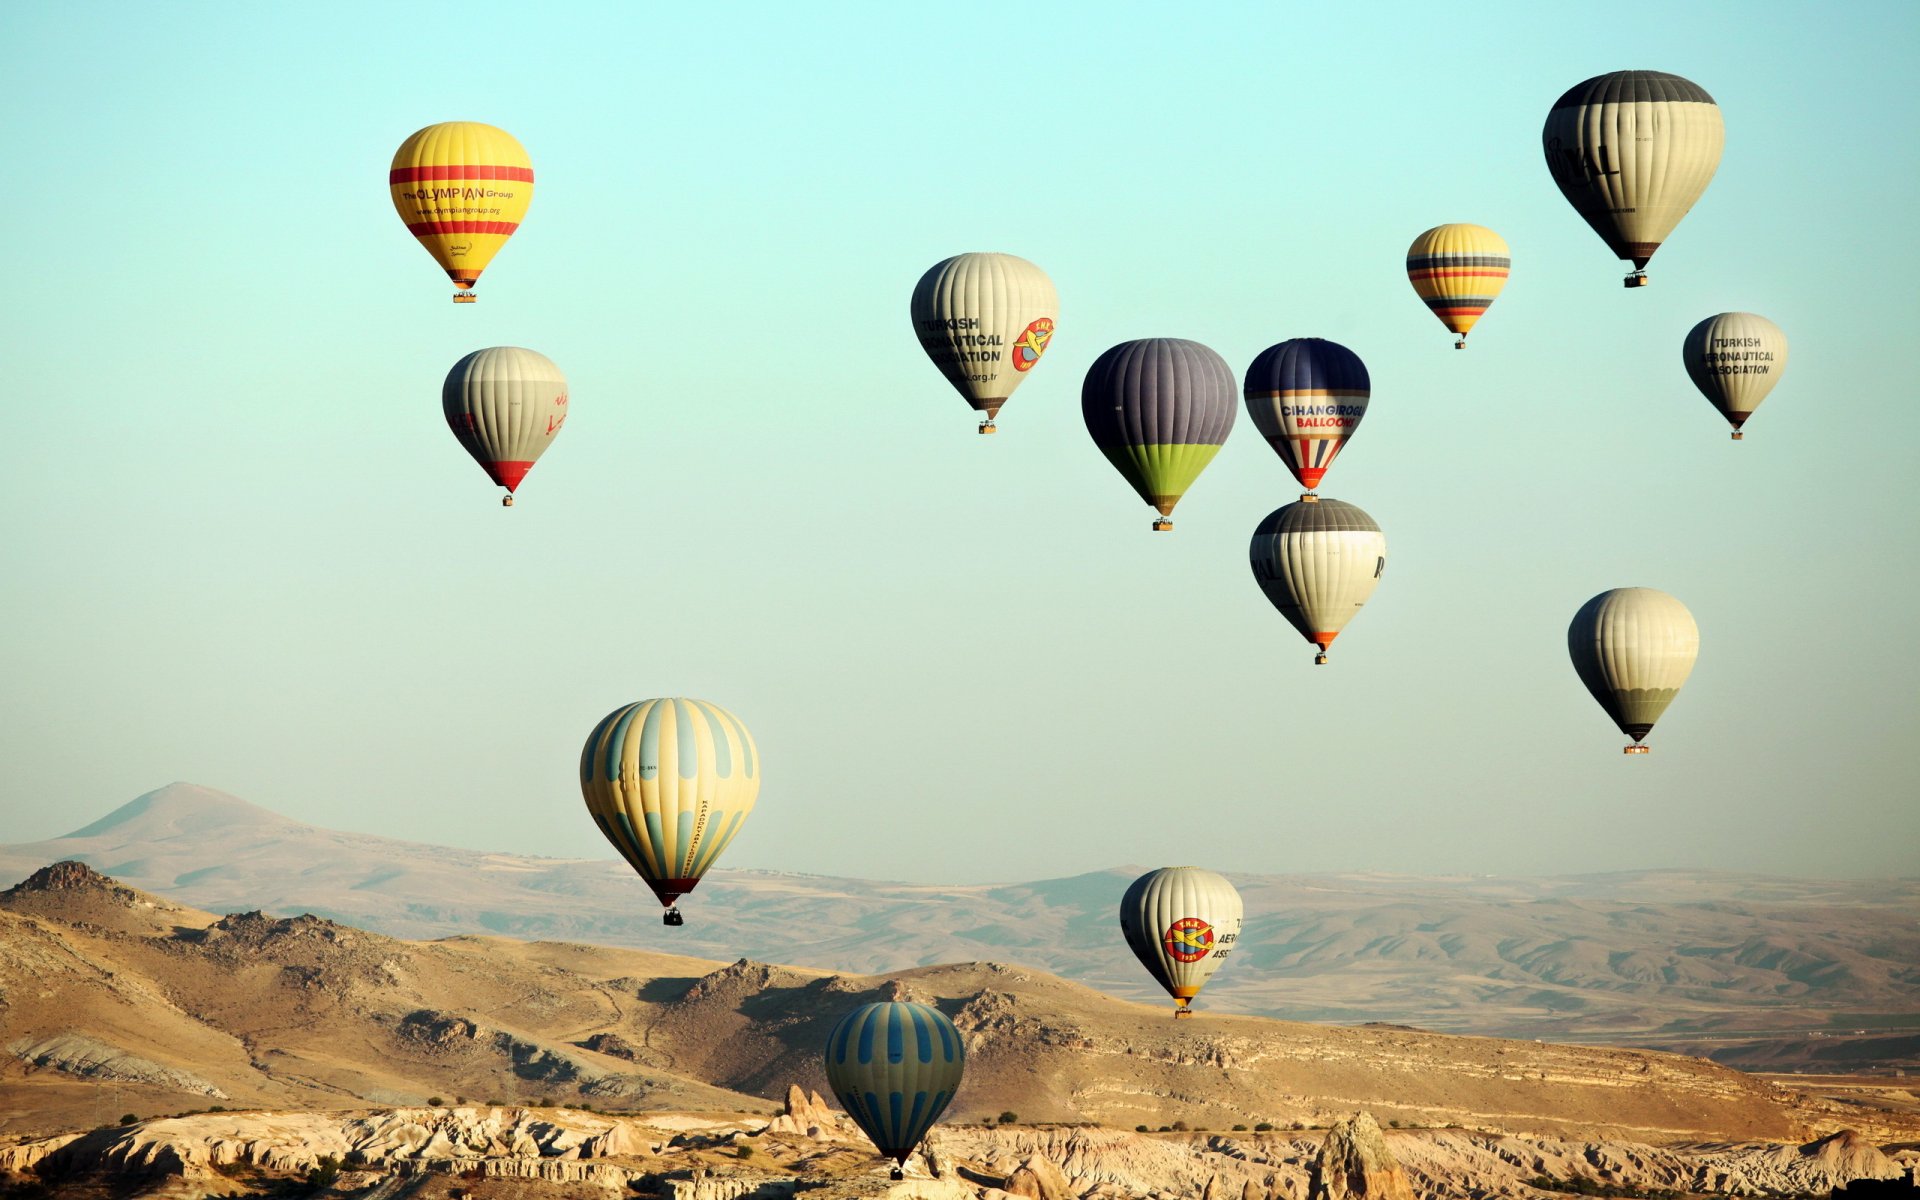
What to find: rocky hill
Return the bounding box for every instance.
[1,861,1875,1152]
[4,783,1916,1074]
[2,1101,1915,1200]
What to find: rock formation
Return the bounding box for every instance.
[1306,1112,1414,1200]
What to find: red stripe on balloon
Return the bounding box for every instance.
[408,221,521,236]
[389,165,534,183]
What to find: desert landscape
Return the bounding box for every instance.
[3,854,1916,1197]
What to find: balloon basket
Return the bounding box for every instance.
[1173,1008,1194,1019]
[890,1167,905,1181]
[663,907,685,926]
[1152,519,1173,532]
[1623,744,1650,755]
[1314,652,1329,665]
[453,290,477,304]
[502,495,514,507]
[1623,273,1649,289]
[1300,493,1319,504]
[977,420,997,435]
[1731,431,1744,441]
[1454,339,1466,350]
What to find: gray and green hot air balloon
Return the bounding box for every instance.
[1568,588,1699,754]
[824,1001,964,1180]
[1082,338,1236,531]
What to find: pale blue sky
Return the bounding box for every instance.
[2,1,1915,880]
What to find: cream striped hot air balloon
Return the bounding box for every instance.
[1542,71,1723,287]
[579,698,759,925]
[390,122,533,302]
[911,253,1058,434]
[1119,867,1243,1018]
[1567,589,1699,754]
[1249,499,1386,664]
[1683,312,1788,440]
[443,347,568,506]
[1405,225,1510,348]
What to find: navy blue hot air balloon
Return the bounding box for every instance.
[1082,338,1236,531]
[824,1002,965,1179]
[1242,338,1370,495]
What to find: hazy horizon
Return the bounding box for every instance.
[3,2,1916,884]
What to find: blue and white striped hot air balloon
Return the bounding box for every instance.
[824,1001,965,1180]
[579,697,759,926]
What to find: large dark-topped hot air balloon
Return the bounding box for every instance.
[1542,72,1723,287]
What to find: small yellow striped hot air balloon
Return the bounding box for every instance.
[1405,224,1510,349]
[390,122,533,303]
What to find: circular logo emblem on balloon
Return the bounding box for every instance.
[1162,917,1215,963]
[1012,318,1054,372]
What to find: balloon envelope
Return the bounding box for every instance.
[1682,312,1788,438]
[824,1001,964,1166]
[1405,225,1510,345]
[910,253,1058,430]
[390,122,533,299]
[1082,339,1236,527]
[1242,339,1370,491]
[1119,867,1243,1015]
[1567,588,1699,751]
[443,347,568,501]
[1249,499,1386,663]
[579,698,759,912]
[1542,72,1722,281]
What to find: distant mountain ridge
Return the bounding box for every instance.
[3,783,1916,1069]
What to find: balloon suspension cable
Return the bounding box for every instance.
[1623,271,1649,289]
[662,906,684,926]
[1152,519,1173,532]
[453,289,477,304]
[1624,744,1650,755]
[978,418,996,435]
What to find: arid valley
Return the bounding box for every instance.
[2,787,1916,1197]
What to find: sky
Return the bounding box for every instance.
[2,1,1915,883]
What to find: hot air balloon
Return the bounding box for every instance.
[1249,499,1385,665]
[579,698,759,925]
[911,253,1058,434]
[1542,72,1723,287]
[1405,225,1510,348]
[1567,588,1699,754]
[824,1001,964,1179]
[390,122,533,302]
[1082,339,1236,531]
[443,347,568,506]
[1243,339,1369,496]
[1683,312,1788,439]
[1119,867,1243,1018]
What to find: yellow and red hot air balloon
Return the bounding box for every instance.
[390,122,533,302]
[1405,225,1510,349]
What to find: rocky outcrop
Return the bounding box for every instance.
[1305,1112,1413,1200]
[999,1151,1070,1199]
[7,1034,229,1098]
[763,1084,840,1138]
